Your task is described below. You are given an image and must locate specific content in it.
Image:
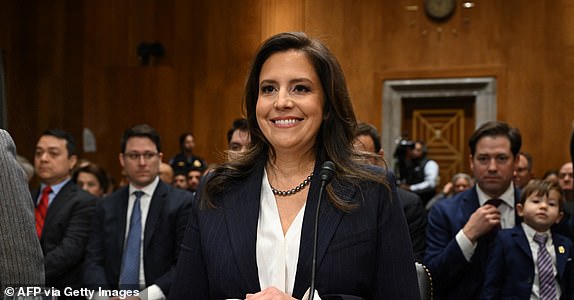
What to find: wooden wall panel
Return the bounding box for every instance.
[1,0,573,185]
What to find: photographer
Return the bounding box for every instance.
[394,139,439,204]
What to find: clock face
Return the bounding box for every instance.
[424,0,456,20]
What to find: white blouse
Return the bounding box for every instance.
[256,169,306,296]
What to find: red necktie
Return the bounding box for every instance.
[35,186,52,238]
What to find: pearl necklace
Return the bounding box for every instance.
[270,171,314,196]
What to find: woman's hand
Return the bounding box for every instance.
[246,287,297,300]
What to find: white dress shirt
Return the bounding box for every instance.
[255,170,320,300]
[409,159,439,192]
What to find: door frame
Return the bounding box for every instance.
[381,77,496,157]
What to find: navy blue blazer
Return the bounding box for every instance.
[482,226,574,300]
[168,162,419,300]
[83,180,193,295]
[424,186,521,300]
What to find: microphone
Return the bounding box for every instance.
[309,161,336,300]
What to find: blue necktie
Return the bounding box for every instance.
[534,233,557,300]
[119,191,144,290]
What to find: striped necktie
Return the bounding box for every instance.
[533,233,557,300]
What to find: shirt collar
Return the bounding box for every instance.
[129,176,160,197]
[41,178,70,196]
[521,222,551,242]
[476,183,515,207]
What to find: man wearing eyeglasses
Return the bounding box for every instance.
[84,124,193,300]
[424,121,522,299]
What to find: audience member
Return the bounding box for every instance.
[543,169,560,185]
[16,154,35,182]
[172,171,189,190]
[186,162,206,194]
[425,121,522,299]
[514,151,534,190]
[482,180,574,299]
[84,124,193,299]
[425,172,473,211]
[0,129,45,291]
[168,31,418,299]
[33,129,97,298]
[397,140,440,204]
[227,118,251,161]
[559,162,573,191]
[555,162,574,244]
[72,163,110,198]
[353,122,427,261]
[168,132,206,174]
[159,162,174,184]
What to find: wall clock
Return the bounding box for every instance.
[424,0,456,21]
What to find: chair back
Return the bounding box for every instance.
[415,262,433,300]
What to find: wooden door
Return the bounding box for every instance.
[402,97,475,189]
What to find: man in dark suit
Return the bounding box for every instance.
[424,121,522,299]
[0,129,44,291]
[84,124,193,300]
[353,122,427,260]
[33,129,97,298]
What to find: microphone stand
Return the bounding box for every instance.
[308,161,335,300]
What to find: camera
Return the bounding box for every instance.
[393,138,415,159]
[393,138,415,184]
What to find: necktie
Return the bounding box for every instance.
[485,198,503,230]
[533,233,557,300]
[119,191,144,290]
[35,186,52,237]
[485,198,503,207]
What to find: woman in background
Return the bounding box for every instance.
[72,163,109,197]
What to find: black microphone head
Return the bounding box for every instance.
[319,161,336,183]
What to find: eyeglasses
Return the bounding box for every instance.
[559,172,573,179]
[475,154,511,165]
[123,152,158,161]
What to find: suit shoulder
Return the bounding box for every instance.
[63,181,97,203]
[166,185,194,199]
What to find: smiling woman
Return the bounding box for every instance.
[168,32,420,300]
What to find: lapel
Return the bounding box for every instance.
[292,162,354,298]
[460,187,480,223]
[115,187,130,253]
[223,164,264,292]
[144,181,167,248]
[43,181,75,234]
[553,234,570,278]
[512,226,532,259]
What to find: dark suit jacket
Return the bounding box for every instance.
[32,181,97,290]
[397,189,427,261]
[83,180,193,295]
[168,162,419,300]
[482,226,574,299]
[424,186,521,300]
